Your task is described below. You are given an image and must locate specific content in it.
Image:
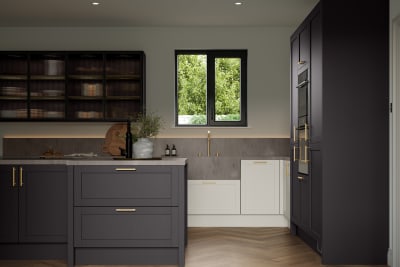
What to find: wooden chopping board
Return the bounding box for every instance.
[103,123,127,156]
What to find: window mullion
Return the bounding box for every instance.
[207,54,216,125]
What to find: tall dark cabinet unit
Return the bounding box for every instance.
[290,0,389,264]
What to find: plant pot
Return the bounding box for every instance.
[133,138,153,158]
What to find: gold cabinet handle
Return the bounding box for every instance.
[19,167,23,187]
[253,161,268,164]
[304,145,308,162]
[293,146,297,162]
[298,60,306,65]
[12,167,16,187]
[305,123,308,141]
[285,161,290,177]
[115,168,136,171]
[115,208,136,212]
[202,181,217,184]
[297,176,304,181]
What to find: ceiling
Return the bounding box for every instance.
[0,0,319,27]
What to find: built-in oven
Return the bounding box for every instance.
[295,69,309,174]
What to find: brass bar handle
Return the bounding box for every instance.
[19,167,23,188]
[297,176,304,181]
[115,208,136,212]
[115,168,137,171]
[304,145,308,162]
[305,123,308,141]
[12,167,16,187]
[293,146,297,162]
[286,161,290,177]
[253,161,268,164]
[202,181,217,184]
[296,80,308,88]
[293,125,296,142]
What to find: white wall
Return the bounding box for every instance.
[0,26,292,150]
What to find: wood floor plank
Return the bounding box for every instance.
[0,227,388,267]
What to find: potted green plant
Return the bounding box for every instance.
[131,112,163,158]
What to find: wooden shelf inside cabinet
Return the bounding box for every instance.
[105,96,141,101]
[68,75,103,80]
[30,96,65,101]
[30,75,65,81]
[68,96,103,101]
[0,96,27,101]
[105,74,141,80]
[0,75,28,80]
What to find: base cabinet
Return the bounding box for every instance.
[0,165,67,259]
[241,160,280,214]
[74,207,178,247]
[71,164,187,267]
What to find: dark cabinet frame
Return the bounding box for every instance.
[0,51,146,122]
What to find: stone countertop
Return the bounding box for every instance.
[0,157,188,166]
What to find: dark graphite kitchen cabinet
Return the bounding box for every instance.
[0,51,145,121]
[290,0,388,265]
[71,164,187,267]
[0,164,67,259]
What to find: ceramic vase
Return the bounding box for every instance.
[133,138,153,158]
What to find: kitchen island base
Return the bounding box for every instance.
[74,247,183,266]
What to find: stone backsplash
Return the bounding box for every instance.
[3,137,289,180]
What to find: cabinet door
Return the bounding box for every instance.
[0,165,18,242]
[310,11,322,144]
[299,26,310,67]
[241,160,280,214]
[0,53,29,121]
[310,149,322,242]
[18,165,67,243]
[74,165,178,206]
[74,207,178,247]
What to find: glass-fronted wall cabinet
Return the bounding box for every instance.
[0,51,145,121]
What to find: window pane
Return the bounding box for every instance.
[215,58,241,121]
[177,54,207,125]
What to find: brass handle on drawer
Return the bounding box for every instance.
[115,168,137,171]
[253,161,268,164]
[19,167,23,187]
[12,167,16,187]
[115,208,136,212]
[297,176,304,181]
[293,146,297,162]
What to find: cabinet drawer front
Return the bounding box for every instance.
[74,165,178,206]
[74,207,178,247]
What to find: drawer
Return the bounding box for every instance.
[74,207,178,247]
[74,165,178,206]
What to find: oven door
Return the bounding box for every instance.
[297,69,308,127]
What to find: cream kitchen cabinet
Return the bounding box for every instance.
[240,160,280,215]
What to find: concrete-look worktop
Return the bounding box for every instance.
[0,157,187,166]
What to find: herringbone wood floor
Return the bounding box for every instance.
[0,227,388,267]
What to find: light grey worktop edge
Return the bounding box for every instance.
[0,158,188,166]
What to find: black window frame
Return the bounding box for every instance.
[175,49,247,127]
